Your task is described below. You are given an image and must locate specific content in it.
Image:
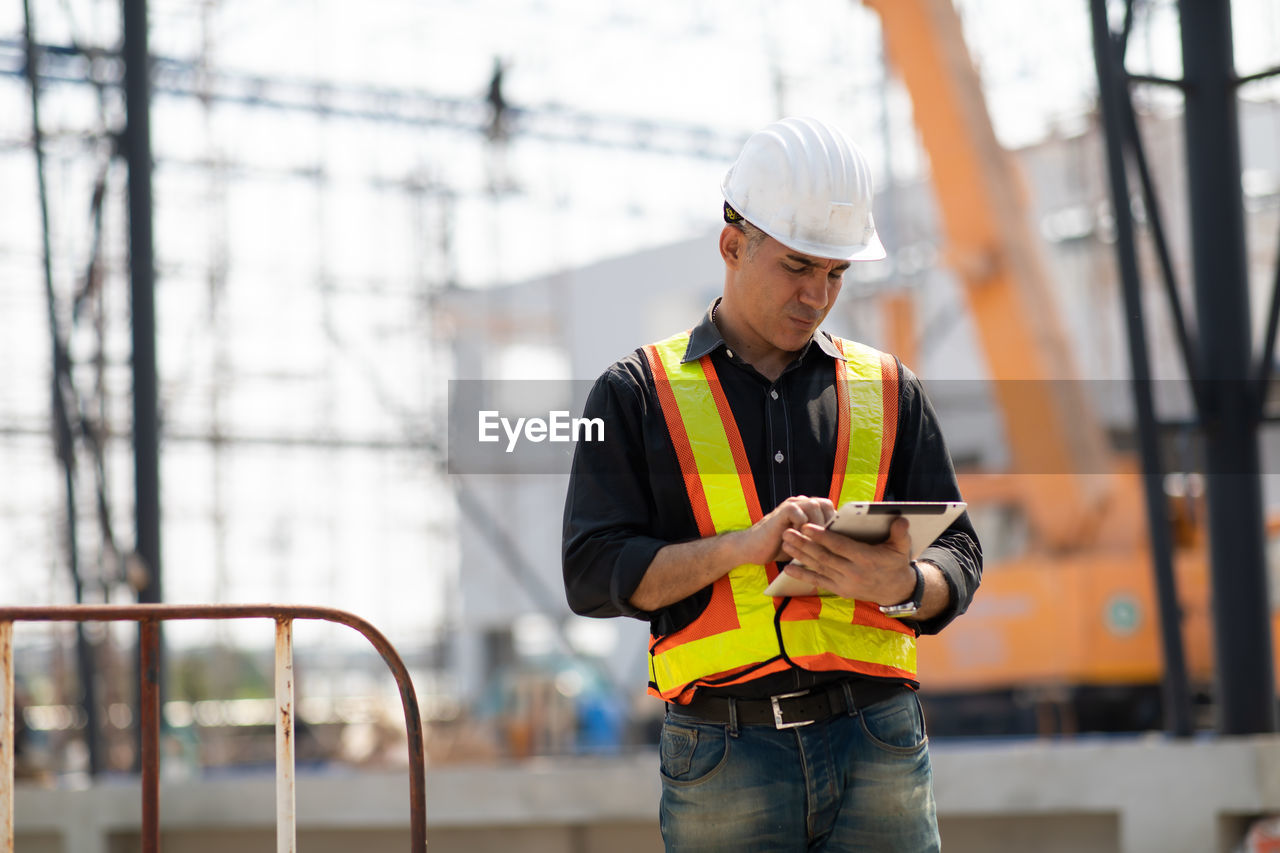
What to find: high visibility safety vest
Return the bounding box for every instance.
[642,330,918,704]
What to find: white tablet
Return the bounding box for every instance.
[762,501,967,598]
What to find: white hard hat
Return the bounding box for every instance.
[722,116,886,262]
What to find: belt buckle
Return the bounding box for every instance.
[770,690,815,729]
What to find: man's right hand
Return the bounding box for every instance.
[732,495,838,566]
[628,495,837,612]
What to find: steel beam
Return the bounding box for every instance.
[1180,0,1277,734]
[1088,0,1194,737]
[122,0,166,768]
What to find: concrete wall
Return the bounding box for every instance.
[12,736,1280,853]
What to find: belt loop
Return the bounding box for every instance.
[841,681,858,717]
[727,697,740,738]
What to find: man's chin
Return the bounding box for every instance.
[774,328,816,351]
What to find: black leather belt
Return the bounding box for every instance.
[670,680,907,730]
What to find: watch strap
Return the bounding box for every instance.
[879,559,924,618]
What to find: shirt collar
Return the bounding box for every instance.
[682,299,846,364]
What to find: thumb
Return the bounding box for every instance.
[887,516,912,556]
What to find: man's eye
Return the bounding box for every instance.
[783,265,806,274]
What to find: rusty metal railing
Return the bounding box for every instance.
[0,604,427,852]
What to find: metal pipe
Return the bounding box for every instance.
[1089,0,1194,737]
[1255,215,1280,402]
[1118,0,1135,56]
[123,0,165,771]
[0,605,427,851]
[1236,65,1280,86]
[139,620,160,852]
[1180,0,1277,735]
[275,619,296,853]
[1125,73,1191,90]
[21,0,104,778]
[0,38,745,161]
[122,0,161,602]
[2,622,13,853]
[1118,83,1204,415]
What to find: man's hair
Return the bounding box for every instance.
[732,219,768,259]
[724,201,768,259]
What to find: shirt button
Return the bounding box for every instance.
[770,389,779,400]
[774,451,784,463]
[726,349,734,358]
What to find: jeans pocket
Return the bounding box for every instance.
[858,690,928,755]
[659,718,729,786]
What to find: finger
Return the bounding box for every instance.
[780,536,821,569]
[782,527,827,566]
[800,497,835,526]
[799,521,845,554]
[888,516,912,554]
[782,560,826,586]
[768,502,802,533]
[784,502,813,530]
[802,503,827,526]
[782,497,820,527]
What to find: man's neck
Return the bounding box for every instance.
[713,301,804,383]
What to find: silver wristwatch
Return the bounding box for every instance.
[879,560,925,618]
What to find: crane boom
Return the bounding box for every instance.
[864,0,1117,548]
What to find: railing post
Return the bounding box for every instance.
[2,621,14,853]
[140,620,160,853]
[0,605,426,849]
[275,618,296,853]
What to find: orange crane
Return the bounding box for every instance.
[861,0,1246,731]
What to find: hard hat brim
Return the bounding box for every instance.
[722,192,888,262]
[759,225,888,263]
[843,231,887,262]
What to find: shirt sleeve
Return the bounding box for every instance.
[885,361,983,635]
[562,361,667,621]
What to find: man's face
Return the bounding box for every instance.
[724,229,850,356]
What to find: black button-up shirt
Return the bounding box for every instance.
[562,301,982,698]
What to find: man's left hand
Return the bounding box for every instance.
[779,516,916,605]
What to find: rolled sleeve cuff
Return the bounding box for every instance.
[610,536,668,620]
[914,546,967,635]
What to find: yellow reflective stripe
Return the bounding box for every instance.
[822,339,900,648]
[802,577,915,676]
[651,571,779,694]
[649,333,780,694]
[781,596,915,676]
[650,570,780,688]
[834,338,884,506]
[651,335,752,534]
[779,616,918,671]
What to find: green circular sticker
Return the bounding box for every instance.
[1105,595,1141,636]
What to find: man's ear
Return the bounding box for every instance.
[719,225,744,269]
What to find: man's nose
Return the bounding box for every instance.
[797,270,833,308]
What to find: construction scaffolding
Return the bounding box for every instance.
[0,0,916,777]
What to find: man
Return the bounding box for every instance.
[562,116,981,852]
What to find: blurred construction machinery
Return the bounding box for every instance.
[867,0,1278,736]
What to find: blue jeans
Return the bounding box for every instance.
[659,689,940,852]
